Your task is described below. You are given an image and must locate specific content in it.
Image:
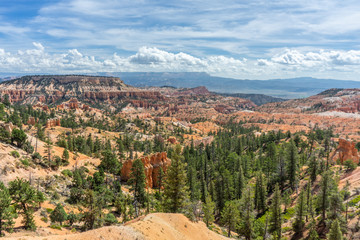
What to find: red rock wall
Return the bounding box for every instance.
[121,152,171,188]
[45,118,61,128]
[331,138,360,164]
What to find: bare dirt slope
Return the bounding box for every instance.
[4,213,229,240]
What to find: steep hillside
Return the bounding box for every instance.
[4,213,229,240]
[0,75,163,105]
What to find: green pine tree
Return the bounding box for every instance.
[221,200,240,237]
[308,219,320,240]
[62,148,70,165]
[237,187,254,240]
[236,165,245,199]
[163,145,189,213]
[203,194,215,227]
[128,159,147,207]
[292,190,306,234]
[99,150,121,175]
[254,172,267,213]
[81,189,104,230]
[327,219,343,240]
[9,178,45,230]
[0,182,16,236]
[317,171,332,222]
[50,203,67,226]
[269,184,282,240]
[286,140,299,190]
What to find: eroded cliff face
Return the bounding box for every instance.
[121,152,171,188]
[0,75,164,104]
[331,138,360,164]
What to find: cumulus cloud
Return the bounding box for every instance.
[270,49,360,67]
[1,43,360,80]
[129,47,203,65]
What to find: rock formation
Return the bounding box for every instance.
[46,118,61,128]
[0,75,164,104]
[0,122,14,133]
[331,138,360,164]
[27,117,36,125]
[121,152,171,188]
[258,88,360,114]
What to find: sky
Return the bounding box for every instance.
[1,0,360,80]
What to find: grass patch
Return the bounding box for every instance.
[50,224,62,230]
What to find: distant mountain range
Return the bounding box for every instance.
[99,72,360,99]
[2,72,360,99]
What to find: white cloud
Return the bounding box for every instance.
[1,43,360,80]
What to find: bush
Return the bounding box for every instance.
[50,204,67,225]
[10,150,20,158]
[67,212,78,226]
[349,195,360,207]
[50,224,62,230]
[20,159,30,167]
[61,169,73,178]
[32,152,42,161]
[41,217,48,223]
[104,213,118,226]
[344,159,357,171]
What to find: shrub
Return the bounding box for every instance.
[32,152,42,160]
[50,204,67,225]
[20,159,30,167]
[349,195,360,207]
[104,213,118,226]
[50,224,62,230]
[10,151,20,158]
[344,159,357,171]
[61,169,73,178]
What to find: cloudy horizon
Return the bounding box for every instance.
[1,0,360,80]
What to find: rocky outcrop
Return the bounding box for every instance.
[27,117,36,125]
[331,138,360,164]
[0,122,14,133]
[167,137,177,144]
[46,118,61,128]
[121,152,171,188]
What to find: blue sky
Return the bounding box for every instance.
[1,0,360,80]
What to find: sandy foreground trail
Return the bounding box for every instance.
[4,213,229,240]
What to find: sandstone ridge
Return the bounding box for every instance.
[0,75,164,104]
